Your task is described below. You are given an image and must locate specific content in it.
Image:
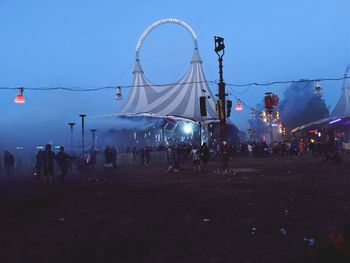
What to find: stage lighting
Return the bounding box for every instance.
[183,124,193,134]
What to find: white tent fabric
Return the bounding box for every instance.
[290,115,350,133]
[119,48,218,122]
[291,76,350,133]
[330,77,350,117]
[89,112,198,124]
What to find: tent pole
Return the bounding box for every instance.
[199,122,202,146]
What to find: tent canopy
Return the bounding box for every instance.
[292,74,350,133]
[119,48,218,122]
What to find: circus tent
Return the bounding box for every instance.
[330,66,350,117]
[119,48,218,122]
[90,19,239,148]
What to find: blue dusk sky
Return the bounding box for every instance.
[0,0,349,149]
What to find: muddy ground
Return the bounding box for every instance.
[0,155,349,263]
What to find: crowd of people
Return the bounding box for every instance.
[217,138,347,163]
[35,144,75,184]
[116,142,224,173]
[1,144,75,184]
[1,137,348,184]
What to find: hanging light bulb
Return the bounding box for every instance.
[235,99,243,111]
[115,86,122,100]
[314,80,322,95]
[14,88,25,103]
[250,108,255,117]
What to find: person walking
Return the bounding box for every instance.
[111,146,117,169]
[104,146,114,176]
[4,151,15,181]
[55,146,74,183]
[132,147,137,164]
[140,147,145,166]
[89,149,97,170]
[35,149,44,179]
[221,141,230,172]
[144,146,150,166]
[190,145,201,172]
[43,144,55,185]
[299,139,305,155]
[200,143,209,172]
[167,145,180,173]
[247,143,253,157]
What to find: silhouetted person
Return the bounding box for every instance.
[56,146,73,183]
[190,145,201,172]
[144,146,150,166]
[35,149,44,179]
[200,143,209,172]
[43,144,55,185]
[174,145,181,169]
[104,146,114,176]
[140,148,145,165]
[111,146,117,169]
[167,145,179,173]
[4,151,15,181]
[132,147,137,164]
[221,141,229,171]
[89,149,97,170]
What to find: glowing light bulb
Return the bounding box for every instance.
[14,88,25,104]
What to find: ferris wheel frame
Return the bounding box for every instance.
[135,18,198,60]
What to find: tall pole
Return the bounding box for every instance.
[90,129,97,150]
[68,122,75,153]
[79,114,86,157]
[215,36,227,143]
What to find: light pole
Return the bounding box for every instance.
[79,114,86,157]
[214,36,227,143]
[264,92,279,152]
[68,122,75,153]
[90,129,97,151]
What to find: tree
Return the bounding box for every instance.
[248,81,329,140]
[279,81,329,130]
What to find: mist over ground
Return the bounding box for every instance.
[1,0,348,161]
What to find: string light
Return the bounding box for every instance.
[224,76,349,88]
[314,80,322,95]
[250,108,256,117]
[235,99,243,111]
[1,75,348,108]
[0,76,348,92]
[115,86,122,100]
[14,88,25,104]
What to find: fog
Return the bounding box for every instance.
[1,1,348,163]
[279,81,329,129]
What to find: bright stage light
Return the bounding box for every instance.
[183,124,193,134]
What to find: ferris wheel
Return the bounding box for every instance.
[135,18,198,60]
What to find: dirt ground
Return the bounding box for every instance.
[0,155,349,263]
